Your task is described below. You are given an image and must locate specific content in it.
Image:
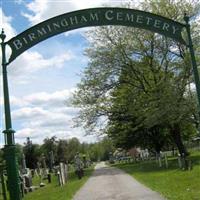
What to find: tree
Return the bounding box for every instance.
[73,0,200,167]
[106,71,172,153]
[57,139,68,163]
[15,144,23,165]
[41,136,58,165]
[87,137,114,161]
[23,137,41,169]
[65,137,81,162]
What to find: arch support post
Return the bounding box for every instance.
[184,15,200,124]
[0,29,22,200]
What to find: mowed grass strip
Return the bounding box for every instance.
[114,151,200,200]
[24,167,94,200]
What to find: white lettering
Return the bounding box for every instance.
[28,33,36,41]
[90,13,99,21]
[80,15,88,23]
[154,19,161,28]
[162,23,170,31]
[70,16,78,25]
[47,25,52,32]
[61,19,69,27]
[22,37,28,44]
[53,22,61,29]
[37,28,47,37]
[125,13,134,22]
[117,12,123,21]
[105,10,114,20]
[146,17,153,25]
[136,15,143,24]
[172,26,179,34]
[13,39,23,50]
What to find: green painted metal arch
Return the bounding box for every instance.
[6,7,186,64]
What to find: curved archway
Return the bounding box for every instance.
[1,7,199,200]
[6,7,186,64]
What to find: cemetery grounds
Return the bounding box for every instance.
[0,166,93,200]
[113,150,200,200]
[23,167,93,200]
[0,151,199,200]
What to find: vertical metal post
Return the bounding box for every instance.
[0,30,22,200]
[184,15,200,119]
[1,171,7,200]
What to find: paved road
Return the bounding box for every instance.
[73,162,165,200]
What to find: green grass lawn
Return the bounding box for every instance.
[114,151,200,200]
[23,167,94,200]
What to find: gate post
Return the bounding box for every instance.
[0,29,22,200]
[184,14,200,122]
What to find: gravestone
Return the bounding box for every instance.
[177,155,182,168]
[21,154,27,174]
[36,161,46,187]
[57,171,62,186]
[57,163,68,186]
[21,171,33,194]
[156,152,162,167]
[49,151,55,172]
[41,154,48,178]
[164,153,168,168]
[63,164,68,183]
[24,175,32,188]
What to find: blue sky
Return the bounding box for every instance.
[1,0,200,146]
[1,0,136,145]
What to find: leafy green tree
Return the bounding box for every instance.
[15,144,23,165]
[65,137,81,162]
[23,137,41,169]
[41,136,58,165]
[99,137,114,160]
[85,137,114,161]
[57,139,68,163]
[73,0,200,167]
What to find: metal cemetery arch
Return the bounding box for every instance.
[6,7,187,63]
[0,7,199,200]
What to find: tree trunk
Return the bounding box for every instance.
[150,127,163,167]
[150,126,163,155]
[170,123,189,170]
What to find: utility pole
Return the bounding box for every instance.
[0,29,22,200]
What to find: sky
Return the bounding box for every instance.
[1,0,198,146]
[0,0,142,146]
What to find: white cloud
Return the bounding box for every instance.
[0,9,75,87]
[24,89,74,107]
[7,88,94,144]
[1,87,97,145]
[22,0,138,25]
[9,88,74,108]
[12,50,73,72]
[15,128,41,139]
[13,104,91,144]
[0,9,16,86]
[14,108,73,130]
[0,8,16,40]
[12,107,47,120]
[0,95,25,107]
[0,0,100,143]
[14,0,25,5]
[15,126,97,144]
[6,50,74,85]
[21,0,142,39]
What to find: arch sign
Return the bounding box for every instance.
[0,7,199,200]
[6,7,187,64]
